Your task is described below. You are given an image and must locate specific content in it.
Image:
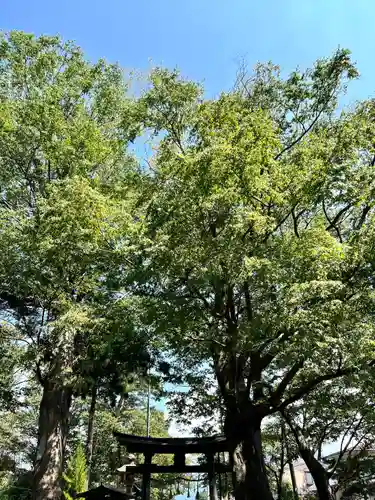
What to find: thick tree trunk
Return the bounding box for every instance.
[227,413,273,500]
[300,448,333,500]
[85,383,97,488]
[33,382,72,500]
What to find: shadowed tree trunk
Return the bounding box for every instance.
[299,448,333,500]
[276,420,286,500]
[33,381,72,500]
[286,447,298,499]
[85,383,97,489]
[226,408,274,500]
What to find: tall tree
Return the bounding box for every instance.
[0,31,142,500]
[131,51,375,500]
[75,304,153,487]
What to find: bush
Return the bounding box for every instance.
[63,443,87,499]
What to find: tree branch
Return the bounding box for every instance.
[276,367,353,412]
[256,328,296,374]
[274,111,323,161]
[325,203,352,232]
[291,208,300,238]
[322,198,344,243]
[35,361,45,386]
[184,333,226,348]
[270,359,304,406]
[356,204,371,230]
[329,413,368,478]
[243,280,253,321]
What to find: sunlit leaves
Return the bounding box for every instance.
[134,49,375,428]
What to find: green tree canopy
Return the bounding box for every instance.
[129,49,375,500]
[0,31,145,500]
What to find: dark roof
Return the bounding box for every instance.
[113,432,230,454]
[76,484,131,498]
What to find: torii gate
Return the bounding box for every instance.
[114,432,231,500]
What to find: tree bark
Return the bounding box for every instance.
[85,383,97,488]
[33,382,72,500]
[299,447,333,500]
[277,421,286,500]
[284,425,298,499]
[287,459,299,500]
[207,453,219,500]
[226,412,274,500]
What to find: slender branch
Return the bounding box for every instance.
[325,203,352,231]
[12,376,34,388]
[282,409,303,447]
[241,221,254,241]
[256,328,296,374]
[329,414,366,478]
[243,280,253,321]
[322,198,343,243]
[265,210,293,240]
[271,359,304,406]
[277,421,286,500]
[154,104,186,155]
[274,111,323,161]
[276,367,353,412]
[275,77,341,161]
[0,198,13,210]
[184,333,226,348]
[356,204,371,229]
[291,208,300,238]
[317,418,337,460]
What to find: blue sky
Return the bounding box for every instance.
[2,0,375,102]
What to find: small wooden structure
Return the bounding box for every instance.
[76,484,131,499]
[114,432,231,500]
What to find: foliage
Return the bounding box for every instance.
[63,443,87,499]
[279,482,295,500]
[331,452,375,499]
[67,391,178,496]
[279,378,375,498]
[0,471,33,500]
[128,48,375,499]
[134,50,373,420]
[0,30,146,499]
[0,380,39,500]
[3,29,375,500]
[0,29,143,392]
